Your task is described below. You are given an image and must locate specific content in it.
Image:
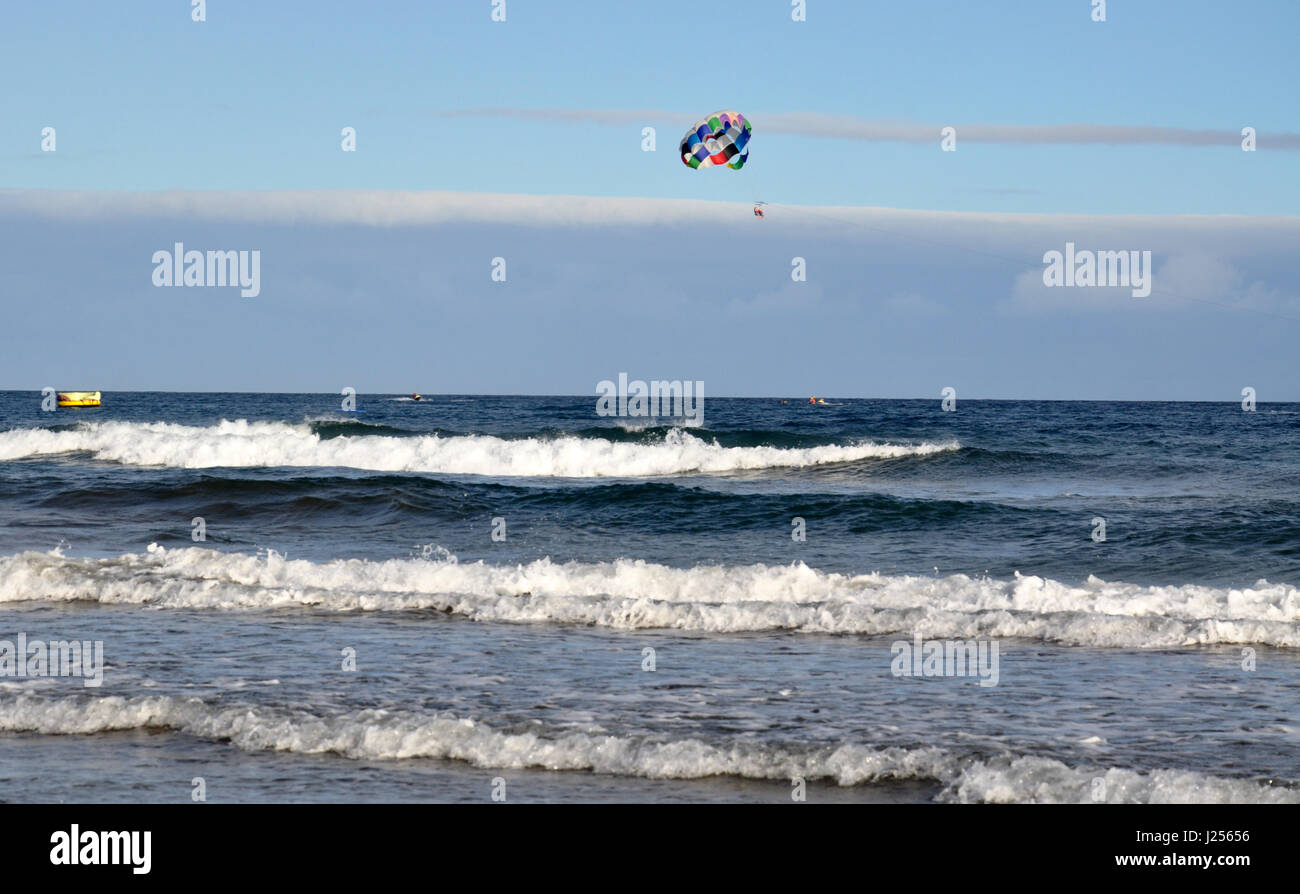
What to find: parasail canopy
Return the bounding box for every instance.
[680,110,751,170]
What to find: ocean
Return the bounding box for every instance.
[0,391,1297,803]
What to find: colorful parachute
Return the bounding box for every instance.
[680,110,751,170]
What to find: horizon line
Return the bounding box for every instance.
[1,389,1287,404]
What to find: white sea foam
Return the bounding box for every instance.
[2,546,1297,649]
[0,693,1291,803]
[0,420,954,477]
[938,754,1295,804]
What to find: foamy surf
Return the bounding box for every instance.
[0,420,956,477]
[3,545,1297,649]
[0,693,1290,803]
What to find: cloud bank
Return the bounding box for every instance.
[4,188,1297,238]
[0,188,1295,396]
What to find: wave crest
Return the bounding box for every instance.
[1,693,1291,803]
[3,545,1297,648]
[0,420,957,477]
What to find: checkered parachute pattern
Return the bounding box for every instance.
[680,111,751,170]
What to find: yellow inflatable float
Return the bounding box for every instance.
[57,391,101,408]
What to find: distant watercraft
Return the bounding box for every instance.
[57,391,101,408]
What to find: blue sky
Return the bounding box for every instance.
[4,0,1297,212]
[1,1,1298,397]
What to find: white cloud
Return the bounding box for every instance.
[726,281,827,315]
[882,292,945,316]
[4,189,1296,241]
[2,190,1295,323]
[0,188,744,228]
[442,108,1300,149]
[1005,252,1300,317]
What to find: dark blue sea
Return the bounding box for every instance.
[1,392,1297,802]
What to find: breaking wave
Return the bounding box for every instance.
[2,545,1297,649]
[0,420,957,477]
[0,693,1291,803]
